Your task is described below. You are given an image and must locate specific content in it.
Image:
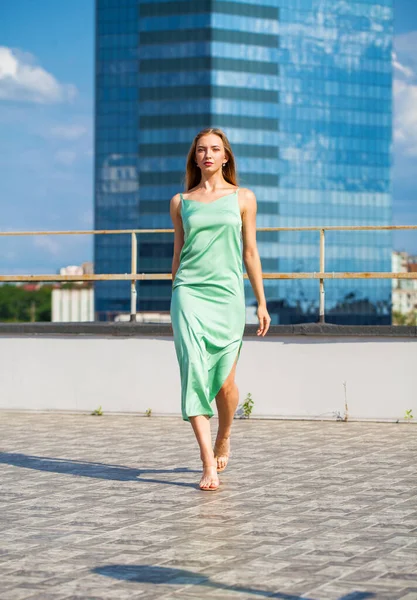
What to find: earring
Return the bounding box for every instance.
[222,163,227,167]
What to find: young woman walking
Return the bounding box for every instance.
[170,127,271,491]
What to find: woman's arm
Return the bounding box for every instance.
[170,194,184,285]
[241,188,271,336]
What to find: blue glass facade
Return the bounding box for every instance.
[95,0,393,324]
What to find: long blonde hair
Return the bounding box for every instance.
[183,127,238,192]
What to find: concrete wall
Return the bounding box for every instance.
[1,329,415,422]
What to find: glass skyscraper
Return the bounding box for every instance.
[95,0,393,324]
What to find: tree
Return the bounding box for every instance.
[0,284,52,322]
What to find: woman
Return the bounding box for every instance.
[170,127,271,491]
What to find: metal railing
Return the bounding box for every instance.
[1,224,416,323]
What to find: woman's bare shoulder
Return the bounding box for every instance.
[238,187,256,212]
[238,187,256,199]
[169,193,183,220]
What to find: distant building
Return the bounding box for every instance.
[392,251,417,319]
[52,263,94,322]
[59,262,94,281]
[21,283,41,292]
[95,0,393,325]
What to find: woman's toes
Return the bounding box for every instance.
[199,466,219,489]
[200,479,218,489]
[214,437,230,468]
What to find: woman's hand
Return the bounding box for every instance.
[257,304,271,336]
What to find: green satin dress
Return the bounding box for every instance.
[170,187,245,422]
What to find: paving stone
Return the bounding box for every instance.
[397,592,417,600]
[0,412,416,599]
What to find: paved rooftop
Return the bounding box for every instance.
[0,412,417,600]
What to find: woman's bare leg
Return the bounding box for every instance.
[189,414,219,489]
[214,355,239,470]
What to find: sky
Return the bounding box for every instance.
[0,0,416,276]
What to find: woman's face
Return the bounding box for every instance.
[195,134,227,173]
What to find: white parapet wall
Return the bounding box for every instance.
[0,330,416,422]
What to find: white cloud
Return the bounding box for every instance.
[33,236,61,257]
[393,33,417,159]
[392,51,414,79]
[394,30,417,61]
[49,124,88,140]
[55,150,77,166]
[0,46,77,104]
[393,79,417,156]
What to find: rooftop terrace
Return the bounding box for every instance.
[1,411,416,599]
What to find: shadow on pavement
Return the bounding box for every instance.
[0,451,201,488]
[94,564,376,599]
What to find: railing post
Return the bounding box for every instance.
[319,228,325,323]
[130,232,137,322]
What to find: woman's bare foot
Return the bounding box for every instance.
[214,436,230,472]
[199,464,220,491]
